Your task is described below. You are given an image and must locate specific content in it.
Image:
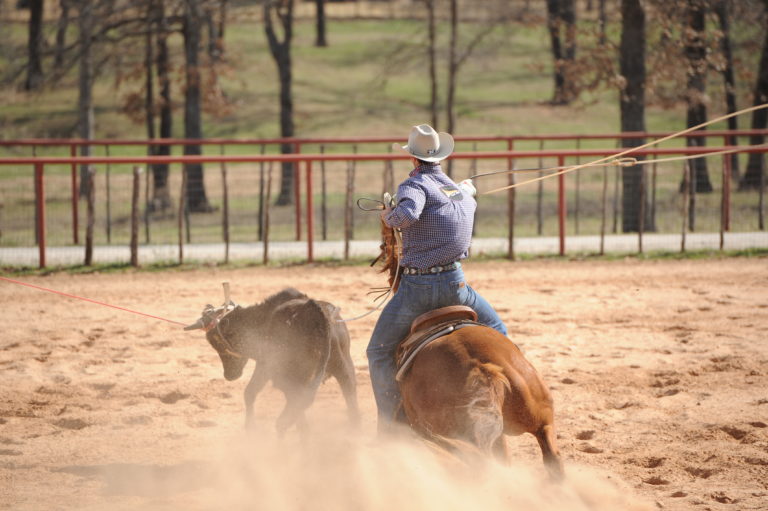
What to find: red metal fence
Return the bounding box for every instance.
[1,131,766,268]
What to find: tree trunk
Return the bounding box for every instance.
[684,0,713,193]
[619,0,652,233]
[546,0,565,104]
[218,0,227,43]
[54,0,70,71]
[740,0,768,190]
[265,0,296,206]
[77,0,95,199]
[25,0,44,91]
[546,0,577,105]
[445,0,458,177]
[598,0,607,46]
[714,0,740,180]
[145,3,156,143]
[314,0,327,47]
[446,0,457,132]
[426,0,438,129]
[151,1,173,213]
[182,0,212,213]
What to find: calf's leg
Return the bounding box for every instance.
[275,389,316,437]
[243,366,269,429]
[333,356,360,427]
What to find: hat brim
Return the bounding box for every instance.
[393,132,454,162]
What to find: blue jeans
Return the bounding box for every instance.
[366,263,508,428]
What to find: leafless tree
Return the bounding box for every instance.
[546,0,577,105]
[264,0,296,206]
[619,0,653,232]
[24,0,44,90]
[714,0,740,179]
[740,0,768,190]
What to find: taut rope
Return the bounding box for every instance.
[478,103,768,195]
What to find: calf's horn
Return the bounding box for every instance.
[183,318,205,331]
[223,281,231,304]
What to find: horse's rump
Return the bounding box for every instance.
[400,325,563,477]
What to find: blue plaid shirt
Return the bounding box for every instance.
[384,163,476,270]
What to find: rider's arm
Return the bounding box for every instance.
[384,182,426,229]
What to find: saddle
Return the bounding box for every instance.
[395,306,481,382]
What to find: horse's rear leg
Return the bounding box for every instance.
[534,424,564,481]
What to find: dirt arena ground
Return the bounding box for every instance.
[1,257,767,510]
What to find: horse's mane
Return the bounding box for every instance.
[371,218,401,293]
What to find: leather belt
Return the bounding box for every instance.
[401,262,459,275]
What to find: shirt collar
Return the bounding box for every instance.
[409,162,442,178]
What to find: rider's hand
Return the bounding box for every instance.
[380,205,392,222]
[459,178,477,197]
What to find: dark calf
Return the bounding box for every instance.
[185,287,360,435]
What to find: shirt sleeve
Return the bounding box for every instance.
[384,180,426,229]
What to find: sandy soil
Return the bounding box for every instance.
[1,257,767,511]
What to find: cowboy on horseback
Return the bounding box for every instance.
[367,124,509,433]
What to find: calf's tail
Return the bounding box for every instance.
[294,299,333,392]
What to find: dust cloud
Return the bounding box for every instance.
[84,425,652,511]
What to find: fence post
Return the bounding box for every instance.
[720,154,731,250]
[344,158,354,261]
[258,144,266,241]
[221,145,230,264]
[651,158,658,225]
[507,139,515,261]
[306,160,314,263]
[757,154,766,231]
[178,166,186,264]
[689,157,698,232]
[70,144,79,245]
[34,162,46,269]
[558,155,566,256]
[600,166,608,255]
[130,166,141,267]
[638,162,646,254]
[321,145,328,241]
[612,140,620,234]
[144,158,151,244]
[264,162,272,265]
[105,145,112,243]
[681,162,690,253]
[294,142,302,241]
[575,138,581,235]
[537,140,544,235]
[85,167,96,266]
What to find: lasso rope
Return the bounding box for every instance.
[0,275,186,326]
[479,103,768,195]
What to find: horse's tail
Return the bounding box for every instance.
[463,362,510,455]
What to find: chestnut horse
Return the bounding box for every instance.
[376,218,564,479]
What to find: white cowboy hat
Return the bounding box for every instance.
[393,124,454,162]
